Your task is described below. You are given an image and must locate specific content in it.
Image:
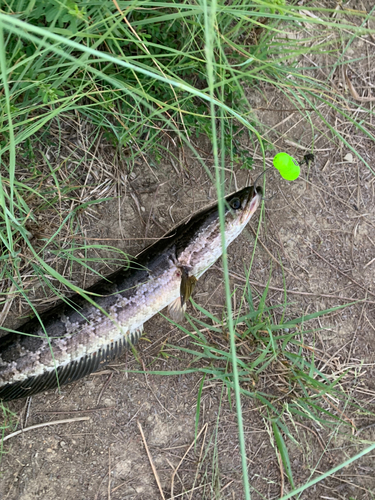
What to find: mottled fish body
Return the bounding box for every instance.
[0,186,262,401]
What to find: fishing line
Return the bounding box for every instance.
[253,167,275,201]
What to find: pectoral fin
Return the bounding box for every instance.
[168,267,197,322]
[167,297,187,323]
[180,270,197,308]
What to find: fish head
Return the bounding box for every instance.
[225,185,263,226]
[173,183,263,280]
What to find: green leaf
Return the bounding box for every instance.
[272,420,295,489]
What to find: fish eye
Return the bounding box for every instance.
[230,197,241,210]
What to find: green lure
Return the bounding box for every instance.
[273,153,300,181]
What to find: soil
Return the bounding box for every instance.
[1,23,375,500]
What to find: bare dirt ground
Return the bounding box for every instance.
[1,31,375,500]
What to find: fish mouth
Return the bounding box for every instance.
[242,185,262,222]
[249,185,263,208]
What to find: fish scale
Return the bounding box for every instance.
[0,185,262,401]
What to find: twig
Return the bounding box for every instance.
[228,271,375,304]
[345,66,375,102]
[110,478,132,495]
[90,370,116,376]
[108,445,112,500]
[321,394,356,431]
[294,421,332,461]
[220,480,234,494]
[276,449,284,498]
[166,483,208,500]
[0,282,17,326]
[97,372,114,406]
[3,417,90,442]
[309,246,375,299]
[356,421,375,435]
[304,178,366,214]
[138,357,176,420]
[188,424,208,500]
[315,468,370,493]
[346,292,367,363]
[137,421,166,500]
[35,406,116,415]
[364,257,375,269]
[112,0,188,143]
[94,471,109,500]
[171,423,208,500]
[249,227,300,281]
[22,396,32,429]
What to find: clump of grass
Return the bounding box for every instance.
[142,285,372,495]
[0,0,374,497]
[0,404,16,456]
[0,1,374,308]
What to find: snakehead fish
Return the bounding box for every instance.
[0,185,262,401]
